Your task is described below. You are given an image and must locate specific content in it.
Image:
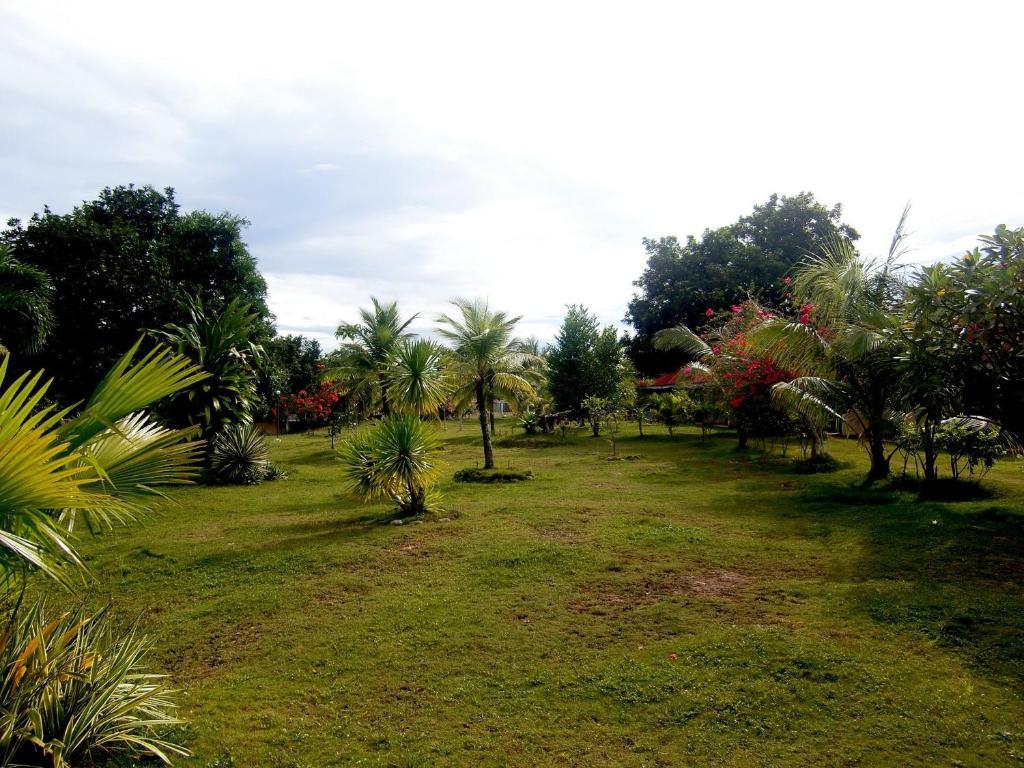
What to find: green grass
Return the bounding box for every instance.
[62,422,1024,767]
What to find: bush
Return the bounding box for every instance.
[263,462,288,481]
[0,602,187,767]
[209,424,270,485]
[935,419,1006,480]
[453,468,533,483]
[338,415,443,515]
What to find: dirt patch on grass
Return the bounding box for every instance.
[569,569,750,615]
[660,569,749,600]
[169,621,265,679]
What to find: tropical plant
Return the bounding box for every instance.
[338,415,443,516]
[0,340,206,764]
[650,392,693,437]
[746,211,911,478]
[934,418,1006,480]
[386,338,449,417]
[436,299,542,469]
[0,247,53,356]
[655,301,794,450]
[209,424,270,485]
[150,295,264,442]
[0,603,187,767]
[330,298,417,417]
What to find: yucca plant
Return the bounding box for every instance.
[0,340,207,764]
[0,602,187,767]
[436,298,542,468]
[338,415,443,516]
[209,424,270,485]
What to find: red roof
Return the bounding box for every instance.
[637,371,679,388]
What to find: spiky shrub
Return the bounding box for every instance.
[0,603,187,767]
[209,424,270,485]
[338,415,443,516]
[0,341,207,764]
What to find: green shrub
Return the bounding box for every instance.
[0,602,187,767]
[453,467,533,483]
[935,419,1006,480]
[210,424,270,485]
[338,415,443,515]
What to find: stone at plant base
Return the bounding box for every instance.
[390,519,404,526]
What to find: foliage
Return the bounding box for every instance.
[453,467,533,483]
[649,391,693,437]
[258,335,323,418]
[0,246,52,356]
[386,338,449,417]
[0,340,206,587]
[0,341,203,764]
[209,424,271,485]
[626,192,858,373]
[0,602,187,767]
[747,212,910,477]
[274,382,344,425]
[338,415,443,516]
[906,224,1024,443]
[657,300,795,449]
[436,298,542,469]
[150,295,265,442]
[329,298,417,417]
[547,305,626,418]
[2,185,269,404]
[934,419,1006,480]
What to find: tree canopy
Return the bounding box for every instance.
[2,185,271,403]
[625,192,858,374]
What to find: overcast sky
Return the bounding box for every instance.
[2,2,1022,350]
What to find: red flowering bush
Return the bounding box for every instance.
[273,382,345,424]
[678,300,794,446]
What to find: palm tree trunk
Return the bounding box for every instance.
[476,381,494,469]
[867,430,890,480]
[736,425,749,450]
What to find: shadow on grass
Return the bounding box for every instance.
[775,471,1024,685]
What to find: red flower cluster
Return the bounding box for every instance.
[273,382,344,422]
[798,303,814,325]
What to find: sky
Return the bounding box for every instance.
[2,1,1022,351]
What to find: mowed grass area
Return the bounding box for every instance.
[63,423,1024,767]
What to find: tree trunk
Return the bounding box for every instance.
[476,381,494,469]
[867,430,890,480]
[736,426,749,450]
[922,425,938,484]
[489,410,495,435]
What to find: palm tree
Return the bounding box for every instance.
[748,209,911,479]
[436,298,542,468]
[0,246,53,355]
[331,298,417,417]
[150,295,264,441]
[386,338,449,417]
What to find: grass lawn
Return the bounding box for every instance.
[63,422,1024,767]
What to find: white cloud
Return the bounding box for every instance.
[3,0,1023,350]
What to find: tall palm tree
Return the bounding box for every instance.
[436,298,542,468]
[331,298,417,416]
[748,209,911,480]
[0,246,53,355]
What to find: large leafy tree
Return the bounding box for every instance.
[436,298,541,469]
[0,245,53,355]
[330,298,417,417]
[626,192,858,374]
[906,225,1024,443]
[2,185,270,404]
